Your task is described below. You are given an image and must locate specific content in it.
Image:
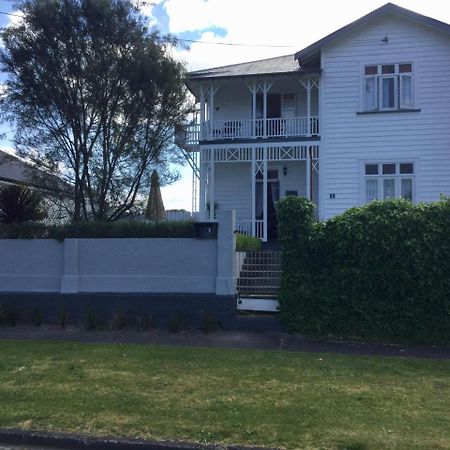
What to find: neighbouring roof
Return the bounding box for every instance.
[294,2,450,63]
[188,3,450,81]
[0,150,69,194]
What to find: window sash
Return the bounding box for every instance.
[380,76,397,110]
[400,74,413,109]
[364,76,378,110]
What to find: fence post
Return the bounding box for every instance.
[215,210,236,296]
[60,239,80,293]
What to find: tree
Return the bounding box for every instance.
[0,185,47,223]
[0,0,192,221]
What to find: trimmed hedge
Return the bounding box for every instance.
[235,233,262,251]
[278,197,450,343]
[0,220,196,239]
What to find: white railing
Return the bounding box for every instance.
[204,116,319,141]
[235,219,265,240]
[177,117,319,145]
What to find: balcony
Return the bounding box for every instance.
[177,116,319,150]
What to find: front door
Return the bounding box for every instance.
[255,169,279,241]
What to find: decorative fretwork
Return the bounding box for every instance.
[205,144,319,162]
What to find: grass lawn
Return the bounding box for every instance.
[0,341,449,450]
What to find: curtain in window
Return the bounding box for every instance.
[383,179,395,199]
[365,77,377,110]
[401,178,413,201]
[366,179,378,202]
[382,77,396,108]
[400,75,413,108]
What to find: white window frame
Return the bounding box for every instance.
[362,63,414,112]
[362,162,415,204]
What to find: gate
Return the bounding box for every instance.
[235,249,281,312]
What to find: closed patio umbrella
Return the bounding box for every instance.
[145,170,166,221]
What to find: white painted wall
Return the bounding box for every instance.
[0,240,63,291]
[320,15,450,219]
[214,161,309,221]
[211,78,318,122]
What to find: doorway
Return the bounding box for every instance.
[255,169,280,240]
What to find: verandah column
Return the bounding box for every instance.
[251,146,256,236]
[262,146,268,241]
[199,84,205,140]
[306,146,311,200]
[199,148,206,220]
[208,149,215,221]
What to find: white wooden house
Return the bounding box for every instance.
[177,3,450,241]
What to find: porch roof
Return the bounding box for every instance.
[188,54,319,81]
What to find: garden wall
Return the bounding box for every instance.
[0,211,237,329]
[0,210,235,296]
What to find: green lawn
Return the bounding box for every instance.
[0,341,449,450]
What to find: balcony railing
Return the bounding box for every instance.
[178,116,319,148]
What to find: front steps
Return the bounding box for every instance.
[236,249,281,311]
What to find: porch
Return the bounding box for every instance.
[200,143,319,242]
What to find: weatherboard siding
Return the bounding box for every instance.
[320,15,450,219]
[214,163,252,220]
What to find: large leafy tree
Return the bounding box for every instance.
[0,0,192,221]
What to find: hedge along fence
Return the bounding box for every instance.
[0,220,196,239]
[278,196,450,343]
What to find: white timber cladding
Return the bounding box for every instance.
[320,15,450,220]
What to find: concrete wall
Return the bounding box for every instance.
[0,211,236,297]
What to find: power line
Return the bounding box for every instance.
[178,38,295,48]
[0,10,296,49]
[0,11,22,18]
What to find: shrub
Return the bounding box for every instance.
[110,311,128,330]
[201,311,219,333]
[167,312,188,333]
[0,220,196,239]
[235,233,262,251]
[31,308,43,327]
[136,313,155,331]
[0,185,47,224]
[278,197,450,343]
[58,307,69,329]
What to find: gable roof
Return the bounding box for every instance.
[188,3,450,81]
[294,3,450,64]
[188,54,304,80]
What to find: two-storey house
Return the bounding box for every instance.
[178,3,450,241]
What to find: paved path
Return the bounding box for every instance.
[0,324,449,360]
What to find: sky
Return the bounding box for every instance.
[0,0,449,211]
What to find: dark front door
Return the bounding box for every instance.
[267,181,279,240]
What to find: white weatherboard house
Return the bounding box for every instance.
[178,3,450,242]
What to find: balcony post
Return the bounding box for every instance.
[306,78,311,137]
[263,85,267,138]
[199,84,205,140]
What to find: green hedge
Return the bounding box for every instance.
[278,197,450,343]
[235,233,262,251]
[0,220,196,239]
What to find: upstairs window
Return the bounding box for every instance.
[364,63,413,111]
[364,162,414,203]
